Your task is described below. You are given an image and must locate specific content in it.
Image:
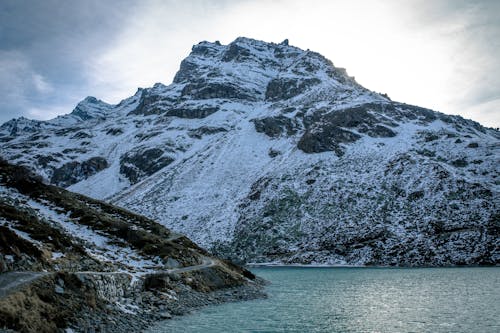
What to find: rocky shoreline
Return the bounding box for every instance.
[71,279,267,333]
[0,270,267,333]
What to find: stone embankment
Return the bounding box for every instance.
[0,264,266,333]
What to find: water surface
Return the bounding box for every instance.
[148,267,500,333]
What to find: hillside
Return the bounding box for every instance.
[1,37,498,266]
[0,159,261,332]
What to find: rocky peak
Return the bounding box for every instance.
[172,37,362,103]
[123,37,379,117]
[0,117,43,136]
[70,96,111,121]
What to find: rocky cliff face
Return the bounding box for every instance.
[1,37,499,266]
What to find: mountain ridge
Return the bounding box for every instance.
[1,37,498,266]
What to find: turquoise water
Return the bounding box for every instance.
[148,267,500,333]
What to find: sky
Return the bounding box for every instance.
[0,0,499,127]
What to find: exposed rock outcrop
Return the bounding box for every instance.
[120,148,174,184]
[51,157,108,187]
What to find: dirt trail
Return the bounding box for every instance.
[0,256,217,299]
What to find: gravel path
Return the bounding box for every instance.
[0,255,216,299]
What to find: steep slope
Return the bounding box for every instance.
[0,159,261,332]
[1,37,498,266]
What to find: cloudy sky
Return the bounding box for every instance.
[1,0,499,127]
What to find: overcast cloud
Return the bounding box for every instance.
[0,0,498,127]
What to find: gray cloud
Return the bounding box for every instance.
[0,0,137,123]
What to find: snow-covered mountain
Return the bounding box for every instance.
[1,37,499,266]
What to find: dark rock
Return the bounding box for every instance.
[71,131,93,140]
[130,86,221,117]
[222,43,251,62]
[268,149,281,158]
[128,88,174,116]
[397,104,437,123]
[0,255,6,273]
[320,105,381,128]
[165,107,219,119]
[120,148,174,184]
[247,177,271,201]
[302,104,397,141]
[181,81,255,101]
[424,133,439,142]
[416,149,436,157]
[188,126,228,139]
[54,127,83,136]
[467,142,479,148]
[36,155,58,168]
[364,125,396,138]
[408,190,425,201]
[190,43,218,57]
[135,131,162,142]
[451,158,468,168]
[265,78,321,101]
[51,157,108,187]
[252,116,299,138]
[62,148,88,154]
[298,125,361,155]
[35,142,50,149]
[173,60,199,83]
[28,134,50,141]
[106,128,124,136]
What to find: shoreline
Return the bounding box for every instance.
[246,262,362,268]
[69,277,267,333]
[0,270,267,333]
[246,263,500,268]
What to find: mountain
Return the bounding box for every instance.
[1,37,498,266]
[0,159,261,332]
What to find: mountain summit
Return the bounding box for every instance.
[1,37,499,266]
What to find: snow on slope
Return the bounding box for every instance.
[0,183,162,272]
[1,37,498,266]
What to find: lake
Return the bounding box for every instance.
[147,267,500,332]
